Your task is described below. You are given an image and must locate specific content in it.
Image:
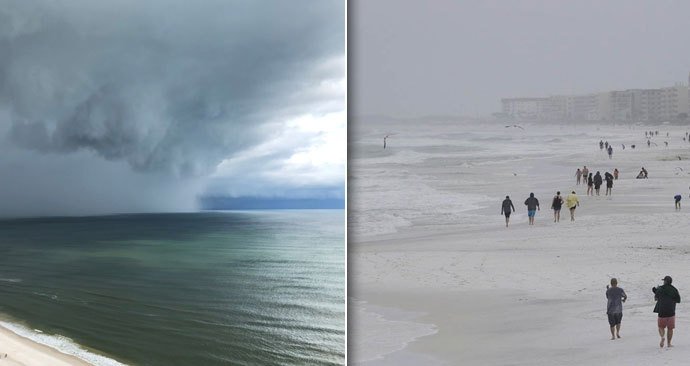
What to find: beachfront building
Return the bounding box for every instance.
[500,75,690,123]
[501,97,549,120]
[659,85,689,121]
[568,93,602,121]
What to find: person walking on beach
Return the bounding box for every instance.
[551,191,564,223]
[582,166,589,181]
[605,141,609,149]
[648,139,651,148]
[613,168,619,180]
[587,173,594,196]
[501,196,515,228]
[653,276,681,348]
[604,172,614,196]
[593,171,603,196]
[607,145,613,159]
[575,168,582,185]
[675,194,682,210]
[599,140,604,150]
[606,278,627,340]
[566,191,579,221]
[524,193,540,226]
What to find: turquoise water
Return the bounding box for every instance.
[0,210,345,365]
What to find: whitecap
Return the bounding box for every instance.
[0,321,128,366]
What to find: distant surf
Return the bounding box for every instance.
[0,321,127,366]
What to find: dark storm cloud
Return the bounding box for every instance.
[0,0,344,176]
[0,0,344,217]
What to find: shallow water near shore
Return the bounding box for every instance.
[349,117,690,365]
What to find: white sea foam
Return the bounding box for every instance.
[0,278,21,283]
[349,299,437,365]
[351,120,690,365]
[0,321,128,366]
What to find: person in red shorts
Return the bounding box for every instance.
[653,276,681,348]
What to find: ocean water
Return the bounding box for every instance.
[348,117,647,238]
[0,210,345,366]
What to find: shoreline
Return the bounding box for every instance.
[350,123,690,364]
[0,322,93,366]
[0,319,127,366]
[349,298,440,365]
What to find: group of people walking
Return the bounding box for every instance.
[500,190,580,227]
[599,140,614,158]
[498,132,686,346]
[606,276,681,348]
[576,166,617,197]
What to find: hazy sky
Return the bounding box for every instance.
[351,0,690,117]
[0,0,344,216]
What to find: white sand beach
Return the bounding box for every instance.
[349,117,690,365]
[0,324,92,366]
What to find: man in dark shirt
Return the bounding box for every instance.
[593,172,603,196]
[604,172,614,196]
[501,196,516,228]
[524,193,540,226]
[551,191,564,223]
[653,276,681,348]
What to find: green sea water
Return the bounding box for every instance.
[0,210,345,365]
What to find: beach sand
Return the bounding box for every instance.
[349,119,690,365]
[0,324,92,366]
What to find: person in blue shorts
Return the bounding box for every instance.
[524,193,540,226]
[675,194,682,210]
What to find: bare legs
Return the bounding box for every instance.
[569,208,575,221]
[609,322,621,340]
[659,327,673,347]
[554,210,560,222]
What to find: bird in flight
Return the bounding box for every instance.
[505,124,524,130]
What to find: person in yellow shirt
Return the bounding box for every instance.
[566,191,580,221]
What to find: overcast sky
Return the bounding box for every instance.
[0,0,344,217]
[351,0,690,118]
